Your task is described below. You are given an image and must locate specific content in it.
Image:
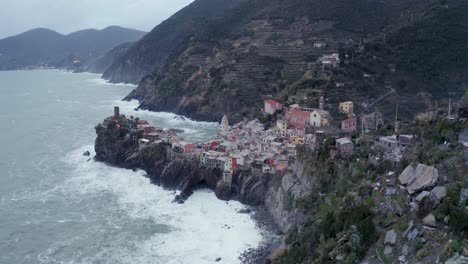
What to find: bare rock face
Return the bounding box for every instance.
[398,164,439,195]
[264,161,316,233]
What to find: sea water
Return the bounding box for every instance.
[0,70,263,264]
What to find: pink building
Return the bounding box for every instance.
[183,143,195,153]
[341,117,357,132]
[264,99,283,115]
[284,109,310,129]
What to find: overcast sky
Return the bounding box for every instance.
[0,0,194,38]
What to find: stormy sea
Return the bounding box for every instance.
[0,70,263,264]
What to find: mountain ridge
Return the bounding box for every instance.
[0,26,147,72]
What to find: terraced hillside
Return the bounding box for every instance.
[118,0,438,120]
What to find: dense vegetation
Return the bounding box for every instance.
[271,117,467,263]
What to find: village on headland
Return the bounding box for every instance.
[108,89,465,192]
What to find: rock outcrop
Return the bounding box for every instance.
[398,164,439,194]
[94,117,318,234]
[264,161,316,233]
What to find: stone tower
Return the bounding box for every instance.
[221,115,229,132]
[319,96,325,110]
[114,106,120,120]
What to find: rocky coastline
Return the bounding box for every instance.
[93,114,313,262]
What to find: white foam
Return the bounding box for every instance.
[85,77,137,88]
[114,100,217,126]
[58,146,263,264]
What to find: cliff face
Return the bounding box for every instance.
[94,117,316,233]
[265,161,317,233]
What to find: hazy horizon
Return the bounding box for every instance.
[0,0,194,39]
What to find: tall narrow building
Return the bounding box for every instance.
[319,96,325,110]
[221,115,229,132]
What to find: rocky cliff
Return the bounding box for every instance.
[94,116,315,234]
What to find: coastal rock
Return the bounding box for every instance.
[234,169,267,206]
[94,116,268,208]
[215,180,232,201]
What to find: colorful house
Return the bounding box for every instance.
[341,117,357,132]
[339,101,354,117]
[361,112,384,132]
[264,99,283,115]
[291,136,305,144]
[276,120,288,138]
[310,109,331,127]
[182,142,195,153]
[336,137,354,155]
[284,109,311,128]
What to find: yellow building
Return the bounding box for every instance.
[321,116,331,126]
[339,101,354,117]
[291,136,305,144]
[277,120,288,137]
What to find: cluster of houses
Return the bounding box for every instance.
[135,96,382,181]
[263,98,414,164]
[126,94,414,187]
[264,97,384,134]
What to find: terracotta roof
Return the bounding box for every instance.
[287,109,310,118]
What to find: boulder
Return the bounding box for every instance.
[398,164,439,195]
[402,221,414,238]
[398,165,415,185]
[415,191,430,203]
[384,246,393,255]
[407,229,419,241]
[423,214,437,228]
[402,244,409,256]
[430,186,447,204]
[384,229,397,245]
